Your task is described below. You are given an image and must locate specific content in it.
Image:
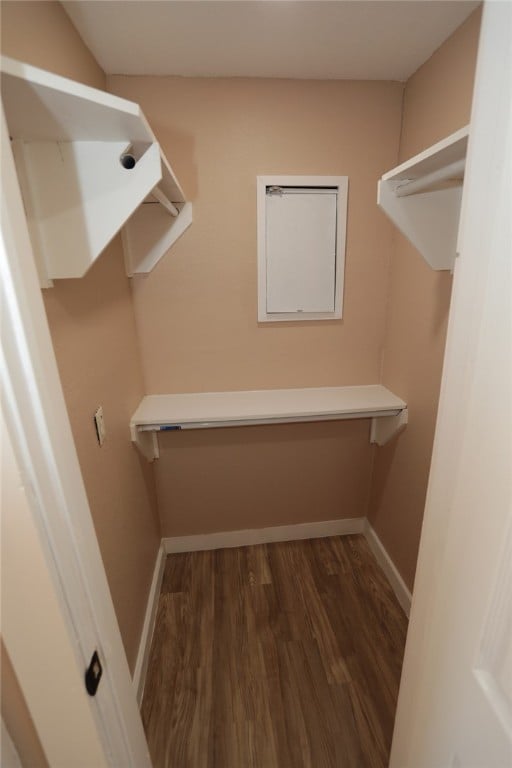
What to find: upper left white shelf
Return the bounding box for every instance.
[1,56,192,287]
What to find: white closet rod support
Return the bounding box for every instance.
[152,186,179,217]
[395,159,465,198]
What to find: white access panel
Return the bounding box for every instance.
[257,176,347,322]
[265,190,337,313]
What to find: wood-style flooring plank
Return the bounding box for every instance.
[142,534,408,767]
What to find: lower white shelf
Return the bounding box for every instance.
[130,385,408,461]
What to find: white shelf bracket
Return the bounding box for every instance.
[370,408,408,446]
[123,201,193,276]
[130,424,159,462]
[152,186,179,217]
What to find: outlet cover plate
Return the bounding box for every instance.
[94,406,106,446]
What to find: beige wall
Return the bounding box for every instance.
[42,245,160,668]
[398,8,482,163]
[368,8,482,590]
[0,0,104,90]
[109,77,402,393]
[1,0,481,636]
[156,420,373,536]
[109,75,403,535]
[1,0,161,671]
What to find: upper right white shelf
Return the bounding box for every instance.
[377,125,469,270]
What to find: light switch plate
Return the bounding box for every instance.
[93,406,106,446]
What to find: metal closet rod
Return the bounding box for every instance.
[395,158,465,198]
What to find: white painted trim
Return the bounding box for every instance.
[132,543,166,706]
[163,517,365,554]
[364,520,412,617]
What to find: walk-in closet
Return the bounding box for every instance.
[2,2,511,767]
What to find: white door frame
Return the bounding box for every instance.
[390,2,512,764]
[0,101,152,766]
[2,405,111,767]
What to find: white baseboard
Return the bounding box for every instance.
[363,520,412,617]
[132,542,166,705]
[162,517,365,554]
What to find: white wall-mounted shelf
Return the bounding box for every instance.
[1,56,192,287]
[378,125,469,270]
[122,152,193,277]
[130,385,408,461]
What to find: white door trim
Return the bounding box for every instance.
[0,104,151,766]
[1,409,110,767]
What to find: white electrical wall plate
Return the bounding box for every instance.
[94,407,106,446]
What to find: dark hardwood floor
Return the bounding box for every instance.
[141,535,408,768]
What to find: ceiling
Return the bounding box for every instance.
[62,1,479,82]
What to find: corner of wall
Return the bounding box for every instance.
[367,8,481,591]
[0,0,106,90]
